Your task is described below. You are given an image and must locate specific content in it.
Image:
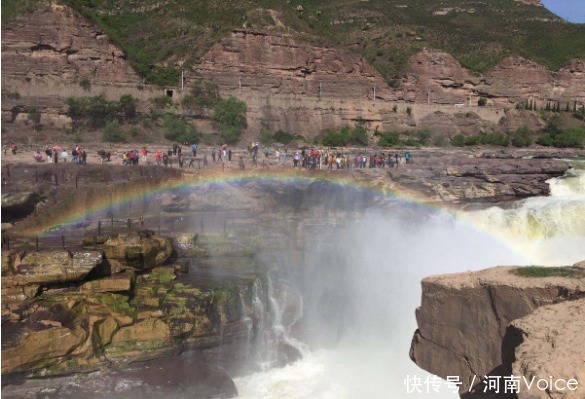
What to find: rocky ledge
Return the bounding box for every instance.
[1,230,279,399]
[358,150,574,203]
[410,264,585,398]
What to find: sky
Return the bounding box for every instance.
[541,0,585,23]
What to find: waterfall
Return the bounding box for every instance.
[462,160,585,264]
[245,275,306,372]
[234,161,584,398]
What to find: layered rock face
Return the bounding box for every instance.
[1,5,584,139]
[385,154,569,202]
[508,299,585,399]
[410,266,585,396]
[198,30,392,100]
[0,232,261,382]
[401,50,476,105]
[196,35,584,136]
[1,4,140,84]
[403,50,585,108]
[196,30,406,136]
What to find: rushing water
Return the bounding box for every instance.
[233,161,585,399]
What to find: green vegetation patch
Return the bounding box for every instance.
[513,266,585,278]
[66,94,138,130]
[95,293,137,319]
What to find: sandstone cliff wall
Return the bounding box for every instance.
[2,4,140,84]
[2,4,584,141]
[410,266,585,395]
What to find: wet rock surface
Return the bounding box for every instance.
[1,354,238,399]
[1,221,302,398]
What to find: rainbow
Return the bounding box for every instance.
[21,169,533,263]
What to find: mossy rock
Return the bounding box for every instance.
[210,283,241,324]
[513,266,585,278]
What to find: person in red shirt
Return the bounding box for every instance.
[155,150,161,165]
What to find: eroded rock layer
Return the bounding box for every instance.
[410,266,585,394]
[2,4,140,84]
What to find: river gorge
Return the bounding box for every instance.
[1,154,584,399]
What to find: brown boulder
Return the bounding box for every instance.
[103,231,173,271]
[105,318,176,362]
[2,250,104,288]
[80,270,134,293]
[1,324,87,374]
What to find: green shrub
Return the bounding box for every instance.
[260,128,273,144]
[154,96,173,109]
[464,135,481,146]
[554,128,585,148]
[514,266,583,278]
[162,115,199,143]
[478,97,487,106]
[4,91,20,99]
[273,130,296,144]
[102,121,127,143]
[536,115,585,148]
[219,125,243,145]
[211,97,248,144]
[66,95,139,131]
[349,124,369,146]
[536,134,554,146]
[322,127,350,147]
[480,132,510,147]
[119,94,138,120]
[451,134,467,147]
[511,126,533,147]
[321,124,369,147]
[415,129,432,146]
[26,106,39,123]
[182,79,220,107]
[378,131,400,147]
[432,135,447,147]
[79,78,91,91]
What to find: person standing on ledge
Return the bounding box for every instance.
[141,147,148,163]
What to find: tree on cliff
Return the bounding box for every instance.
[211,97,247,144]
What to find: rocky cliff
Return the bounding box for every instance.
[1,4,584,140]
[508,298,585,399]
[0,229,278,398]
[410,265,585,397]
[1,3,140,84]
[402,50,585,108]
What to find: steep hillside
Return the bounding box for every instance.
[4,0,584,86]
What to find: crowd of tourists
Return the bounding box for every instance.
[11,141,414,171]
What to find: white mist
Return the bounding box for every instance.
[235,162,585,399]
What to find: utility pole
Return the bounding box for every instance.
[239,74,242,93]
[319,82,322,98]
[373,85,376,103]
